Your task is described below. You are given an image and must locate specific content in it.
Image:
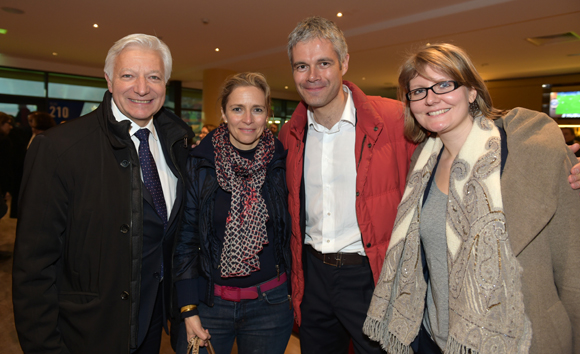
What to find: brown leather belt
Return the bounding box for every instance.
[306,245,366,267]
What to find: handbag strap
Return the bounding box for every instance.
[187,336,216,354]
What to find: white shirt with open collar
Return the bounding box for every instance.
[304,85,365,255]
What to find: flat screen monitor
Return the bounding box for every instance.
[549,91,580,118]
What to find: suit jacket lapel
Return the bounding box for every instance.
[497,111,558,256]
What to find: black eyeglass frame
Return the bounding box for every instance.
[405,81,462,102]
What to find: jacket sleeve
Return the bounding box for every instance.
[550,149,580,351]
[173,156,202,309]
[12,135,69,354]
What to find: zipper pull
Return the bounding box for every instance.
[276,265,280,281]
[288,295,292,309]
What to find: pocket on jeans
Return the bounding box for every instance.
[261,284,290,305]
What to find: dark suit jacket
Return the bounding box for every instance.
[12,91,193,354]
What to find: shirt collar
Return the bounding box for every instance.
[307,84,356,133]
[111,98,158,141]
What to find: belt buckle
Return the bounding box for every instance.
[220,286,241,302]
[323,253,342,267]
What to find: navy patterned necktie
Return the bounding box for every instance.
[134,129,168,229]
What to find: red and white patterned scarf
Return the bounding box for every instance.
[212,123,275,277]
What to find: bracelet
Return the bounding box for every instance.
[180,304,197,313]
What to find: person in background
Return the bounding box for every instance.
[0,112,14,218]
[13,34,194,354]
[561,127,580,157]
[195,124,217,146]
[269,123,279,137]
[27,111,56,148]
[174,72,293,354]
[364,43,580,354]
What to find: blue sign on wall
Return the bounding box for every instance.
[48,100,85,124]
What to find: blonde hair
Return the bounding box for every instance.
[219,72,271,117]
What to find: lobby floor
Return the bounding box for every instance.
[0,197,300,354]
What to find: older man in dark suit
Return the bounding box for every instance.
[12,34,193,354]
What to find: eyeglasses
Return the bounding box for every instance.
[406,81,461,101]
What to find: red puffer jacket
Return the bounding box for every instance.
[279,81,417,325]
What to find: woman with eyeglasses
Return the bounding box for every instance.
[363,43,580,354]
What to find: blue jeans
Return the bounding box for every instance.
[176,281,293,354]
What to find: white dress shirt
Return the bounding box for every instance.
[304,85,365,255]
[111,99,177,216]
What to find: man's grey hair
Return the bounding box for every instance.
[104,34,172,84]
[287,16,348,68]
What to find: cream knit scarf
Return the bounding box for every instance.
[363,116,532,354]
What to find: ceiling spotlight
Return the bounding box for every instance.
[337,12,343,17]
[52,52,58,56]
[362,77,366,80]
[215,48,220,52]
[93,24,98,28]
[284,86,289,90]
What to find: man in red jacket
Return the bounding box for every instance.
[278,17,416,354]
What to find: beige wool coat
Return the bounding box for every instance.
[409,108,580,353]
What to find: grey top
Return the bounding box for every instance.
[419,181,449,350]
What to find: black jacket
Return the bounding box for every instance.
[12,91,193,354]
[173,130,291,307]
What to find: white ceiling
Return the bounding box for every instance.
[0,0,579,98]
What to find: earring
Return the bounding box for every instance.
[469,100,479,117]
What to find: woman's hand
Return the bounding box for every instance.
[184,315,211,346]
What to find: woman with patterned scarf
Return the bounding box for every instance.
[174,72,293,354]
[363,44,580,354]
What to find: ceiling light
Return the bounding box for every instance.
[1,7,25,14]
[284,86,288,89]
[0,28,7,35]
[337,12,343,17]
[215,48,220,52]
[527,32,580,46]
[93,24,98,28]
[52,52,58,56]
[362,77,366,80]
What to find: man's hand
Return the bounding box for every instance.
[567,144,580,190]
[184,315,211,347]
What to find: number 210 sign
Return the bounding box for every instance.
[48,100,84,124]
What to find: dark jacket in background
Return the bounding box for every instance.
[8,125,32,218]
[12,91,193,354]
